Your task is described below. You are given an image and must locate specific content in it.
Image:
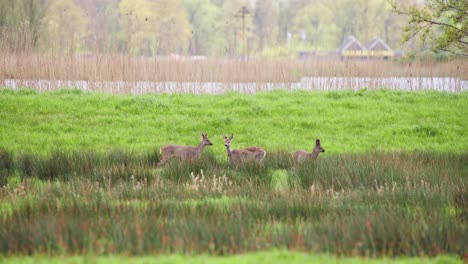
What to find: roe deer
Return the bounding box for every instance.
[293,139,325,163]
[223,134,266,165]
[157,133,213,167]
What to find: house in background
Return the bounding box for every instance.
[340,35,365,55]
[339,36,401,60]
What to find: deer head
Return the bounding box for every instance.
[223,134,234,148]
[201,133,213,146]
[314,139,325,153]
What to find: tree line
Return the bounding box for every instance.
[1,0,456,57]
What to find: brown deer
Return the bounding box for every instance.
[223,134,266,165]
[293,139,325,163]
[157,133,213,167]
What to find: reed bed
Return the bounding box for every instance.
[1,53,467,85]
[0,149,466,257]
[2,53,467,94]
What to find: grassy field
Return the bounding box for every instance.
[0,88,466,261]
[0,88,467,155]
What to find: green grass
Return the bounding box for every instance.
[0,88,467,155]
[1,250,463,264]
[0,152,466,257]
[0,88,466,259]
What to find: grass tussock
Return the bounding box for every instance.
[0,150,466,257]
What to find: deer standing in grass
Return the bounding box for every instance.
[157,133,213,167]
[223,134,266,165]
[293,139,325,163]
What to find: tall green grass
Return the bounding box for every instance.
[0,88,467,155]
[0,150,466,257]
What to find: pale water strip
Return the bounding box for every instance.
[3,77,467,94]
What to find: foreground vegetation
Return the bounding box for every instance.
[0,88,467,155]
[0,89,466,260]
[0,149,466,257]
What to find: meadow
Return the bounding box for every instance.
[0,88,467,154]
[0,88,467,262]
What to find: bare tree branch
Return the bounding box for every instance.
[439,48,468,57]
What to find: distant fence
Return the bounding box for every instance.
[3,77,467,94]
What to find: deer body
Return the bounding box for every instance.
[223,134,266,165]
[293,139,325,163]
[157,133,213,167]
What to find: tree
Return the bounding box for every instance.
[20,0,49,48]
[183,0,225,56]
[41,0,88,53]
[0,0,49,51]
[391,0,468,56]
[291,1,338,50]
[277,0,309,45]
[154,1,192,55]
[221,0,254,56]
[75,0,121,53]
[253,0,279,51]
[119,0,191,55]
[118,0,158,55]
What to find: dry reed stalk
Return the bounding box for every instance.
[1,53,467,85]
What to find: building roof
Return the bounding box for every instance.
[366,37,392,51]
[340,36,364,51]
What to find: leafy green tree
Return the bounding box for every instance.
[183,0,225,56]
[277,0,309,45]
[118,0,158,55]
[391,0,468,56]
[20,0,49,48]
[41,0,88,53]
[119,0,191,55]
[0,0,49,51]
[75,0,121,53]
[155,1,192,55]
[291,1,338,50]
[253,0,279,51]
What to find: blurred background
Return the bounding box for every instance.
[0,0,421,58]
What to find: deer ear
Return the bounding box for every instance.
[229,134,234,140]
[223,134,227,139]
[316,139,320,145]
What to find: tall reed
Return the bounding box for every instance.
[1,53,466,86]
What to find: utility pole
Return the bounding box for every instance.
[235,6,250,61]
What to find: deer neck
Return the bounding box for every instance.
[225,145,233,160]
[196,141,206,154]
[310,149,320,159]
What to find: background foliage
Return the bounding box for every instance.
[0,0,414,56]
[391,0,468,56]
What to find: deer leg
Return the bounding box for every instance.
[157,157,168,168]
